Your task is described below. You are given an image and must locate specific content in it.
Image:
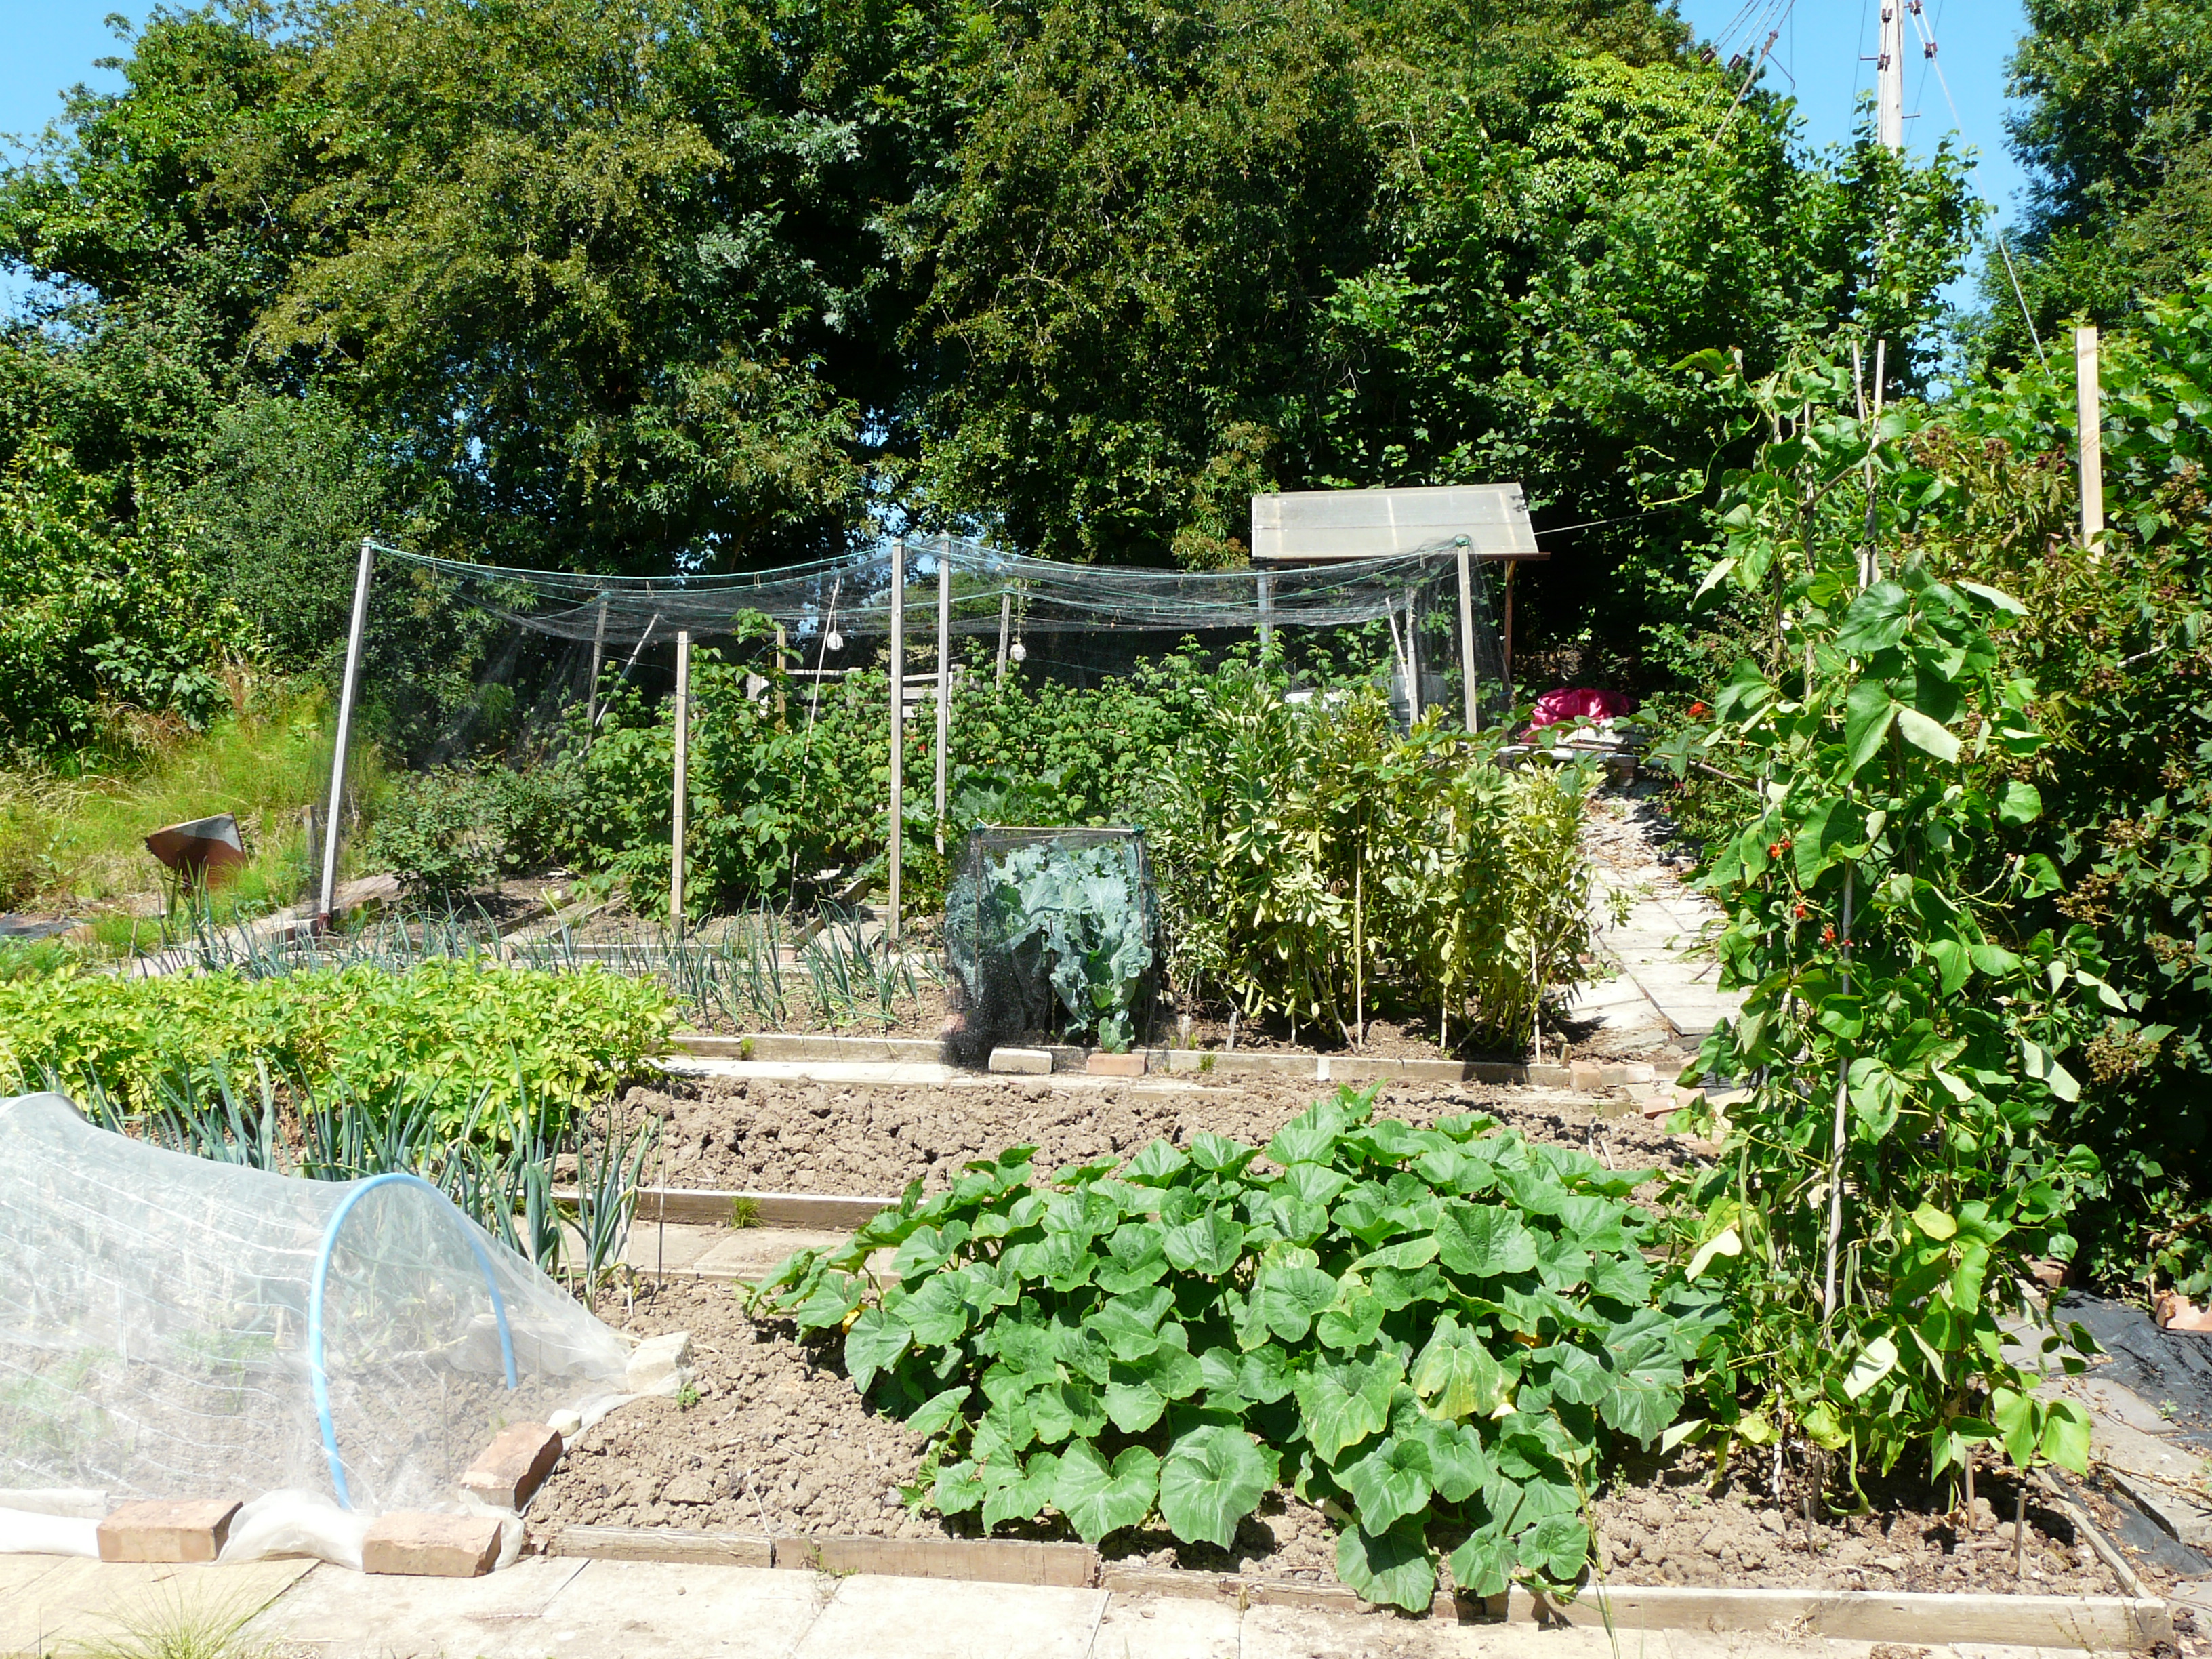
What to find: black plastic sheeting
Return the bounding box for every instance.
[2058,1291,2212,1452]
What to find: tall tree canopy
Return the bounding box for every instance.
[0,0,1977,748]
[1978,0,2212,366]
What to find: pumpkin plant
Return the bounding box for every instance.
[754,1085,1725,1609]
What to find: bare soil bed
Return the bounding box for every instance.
[528,1279,2129,1598]
[617,1073,1698,1198]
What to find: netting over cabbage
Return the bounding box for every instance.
[0,1092,631,1515]
[944,828,1159,1059]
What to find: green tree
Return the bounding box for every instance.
[1305,59,1977,686]
[0,7,311,485]
[1976,0,2212,366]
[903,0,1376,567]
[902,0,1696,570]
[249,0,935,573]
[0,439,241,756]
[180,389,430,673]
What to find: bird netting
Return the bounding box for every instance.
[312,533,1509,931]
[378,535,1491,647]
[0,1092,631,1517]
[347,533,1502,748]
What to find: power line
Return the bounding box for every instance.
[1708,0,1797,146]
[1902,1,2047,365]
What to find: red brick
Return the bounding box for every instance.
[96,1499,240,1563]
[363,1511,504,1578]
[1085,1052,1147,1077]
[460,1422,565,1510]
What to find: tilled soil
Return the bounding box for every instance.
[527,1280,2125,1596]
[618,1073,1698,1198]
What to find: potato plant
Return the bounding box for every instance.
[0,960,674,1137]
[755,1086,1723,1609]
[1145,668,1602,1050]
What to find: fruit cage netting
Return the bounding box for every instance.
[314,534,1509,920]
[0,1091,632,1519]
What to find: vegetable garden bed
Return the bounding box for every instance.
[534,1075,2174,1622]
[530,1279,2137,1602]
[611,1072,1694,1200]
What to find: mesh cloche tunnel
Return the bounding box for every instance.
[0,1092,631,1516]
[944,827,1161,1062]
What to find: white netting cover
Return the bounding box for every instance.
[0,1092,632,1516]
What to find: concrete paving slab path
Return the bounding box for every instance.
[255,1555,828,1659]
[1090,1590,1242,1659]
[1572,798,1744,1050]
[0,1555,2167,1659]
[792,1573,1108,1659]
[0,1555,310,1654]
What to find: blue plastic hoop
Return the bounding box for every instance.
[306,1172,518,1509]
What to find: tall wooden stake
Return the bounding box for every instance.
[671,631,690,944]
[1404,586,1422,721]
[318,536,377,927]
[1502,564,1517,704]
[2076,325,2104,551]
[773,623,788,722]
[996,593,1012,684]
[887,541,905,945]
[1256,573,1274,653]
[1455,541,1479,733]
[935,539,952,853]
[1824,361,1883,1322]
[586,593,609,750]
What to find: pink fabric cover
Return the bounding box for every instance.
[1527,688,1631,731]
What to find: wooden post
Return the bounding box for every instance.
[1404,586,1421,722]
[1502,564,1517,704]
[1256,573,1274,654]
[671,631,690,945]
[887,541,904,945]
[586,593,609,750]
[996,593,1012,684]
[773,623,788,722]
[935,539,952,853]
[317,536,377,926]
[1455,542,1479,733]
[2076,325,2104,551]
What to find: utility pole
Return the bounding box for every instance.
[1877,1,1906,152]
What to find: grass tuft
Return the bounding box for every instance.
[68,1586,275,1659]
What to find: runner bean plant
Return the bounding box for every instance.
[1659,354,2104,1502]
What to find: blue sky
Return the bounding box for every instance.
[1673,0,2034,230]
[3,4,135,153]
